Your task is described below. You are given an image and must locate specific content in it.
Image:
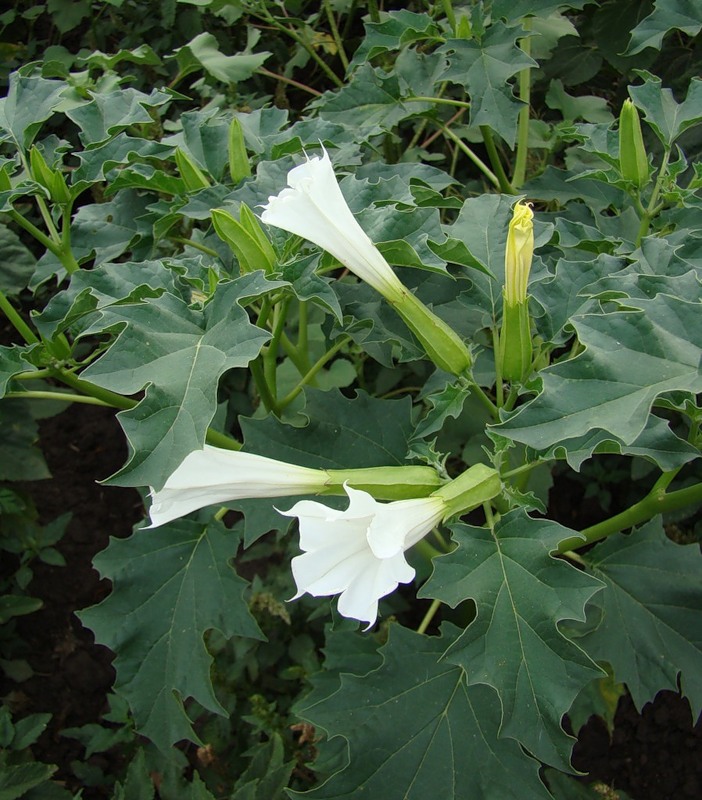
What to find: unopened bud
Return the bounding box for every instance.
[619,99,649,189]
[175,148,211,192]
[229,117,251,184]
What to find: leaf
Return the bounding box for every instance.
[171,32,270,84]
[293,625,551,800]
[0,763,57,799]
[0,224,37,296]
[421,511,604,770]
[545,79,613,124]
[314,64,432,136]
[542,414,699,472]
[0,595,43,625]
[629,72,702,147]
[579,519,702,718]
[78,520,263,751]
[0,400,51,481]
[0,72,65,151]
[230,733,294,800]
[438,24,536,147]
[412,380,471,440]
[496,294,702,452]
[491,0,589,22]
[626,0,702,55]
[80,275,279,490]
[65,88,171,146]
[349,9,441,68]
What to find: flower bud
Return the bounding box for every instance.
[229,117,251,184]
[619,99,649,189]
[499,201,534,383]
[211,205,276,274]
[175,148,211,192]
[29,146,70,205]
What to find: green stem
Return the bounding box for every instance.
[256,9,344,88]
[512,19,532,189]
[322,0,349,71]
[14,369,52,380]
[416,597,442,635]
[256,67,323,97]
[440,125,500,189]
[8,209,61,257]
[480,126,515,194]
[557,478,702,555]
[60,201,80,275]
[5,390,111,406]
[279,335,350,409]
[366,0,380,23]
[52,369,136,409]
[492,325,504,408]
[441,0,456,34]
[0,289,39,345]
[635,148,671,246]
[406,96,471,110]
[469,381,500,421]
[250,356,279,415]
[171,237,220,258]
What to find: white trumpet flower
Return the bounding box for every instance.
[148,446,325,528]
[260,148,406,302]
[280,485,445,627]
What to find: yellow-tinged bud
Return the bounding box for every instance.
[499,201,535,383]
[229,117,251,184]
[504,201,534,306]
[619,99,649,189]
[211,206,276,274]
[175,148,211,192]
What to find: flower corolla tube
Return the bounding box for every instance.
[279,485,445,628]
[260,148,406,302]
[148,446,326,528]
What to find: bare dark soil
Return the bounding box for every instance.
[2,404,701,798]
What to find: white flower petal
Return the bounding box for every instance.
[148,446,324,528]
[282,485,442,627]
[260,149,405,301]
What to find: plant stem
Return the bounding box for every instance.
[255,8,344,88]
[322,0,349,71]
[256,67,323,97]
[5,390,112,406]
[635,148,671,246]
[171,237,221,258]
[366,0,380,23]
[0,289,39,344]
[480,126,515,194]
[406,96,471,110]
[557,478,702,555]
[250,356,279,415]
[469,381,500,421]
[279,335,350,409]
[417,598,442,635]
[441,0,456,35]
[440,125,500,189]
[512,19,532,189]
[8,209,60,257]
[492,325,504,408]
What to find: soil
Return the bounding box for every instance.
[1,404,701,798]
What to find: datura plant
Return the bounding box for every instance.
[0,3,701,798]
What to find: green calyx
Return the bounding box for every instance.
[392,290,472,376]
[499,297,533,384]
[323,465,443,500]
[433,463,502,521]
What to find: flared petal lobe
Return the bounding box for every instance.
[280,486,444,627]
